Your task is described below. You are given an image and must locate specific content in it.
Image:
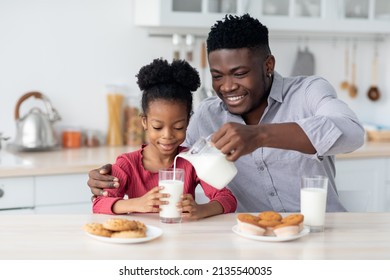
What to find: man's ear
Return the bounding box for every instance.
[265,55,275,74]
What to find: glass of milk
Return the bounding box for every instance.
[159,168,184,223]
[300,175,328,232]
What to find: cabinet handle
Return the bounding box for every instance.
[0,188,4,198]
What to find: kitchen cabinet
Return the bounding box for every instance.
[0,174,92,214]
[385,159,390,212]
[0,146,133,214]
[34,174,92,214]
[335,158,388,212]
[134,0,390,34]
[0,177,34,212]
[134,0,241,29]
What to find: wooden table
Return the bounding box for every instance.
[0,213,389,260]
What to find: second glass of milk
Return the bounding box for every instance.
[159,168,185,223]
[300,175,328,232]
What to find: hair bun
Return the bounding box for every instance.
[136,58,200,92]
[171,60,200,92]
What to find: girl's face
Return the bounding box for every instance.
[142,99,188,156]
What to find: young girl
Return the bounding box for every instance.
[93,58,237,220]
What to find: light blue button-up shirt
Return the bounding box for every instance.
[185,72,364,212]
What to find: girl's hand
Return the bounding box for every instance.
[178,194,202,220]
[130,186,168,213]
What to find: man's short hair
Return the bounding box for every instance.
[207,13,271,54]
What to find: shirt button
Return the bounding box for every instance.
[257,166,265,171]
[269,192,275,196]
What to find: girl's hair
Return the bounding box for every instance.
[207,13,271,55]
[136,58,200,119]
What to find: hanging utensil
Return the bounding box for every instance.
[348,42,358,98]
[340,42,349,90]
[291,39,315,76]
[367,43,381,101]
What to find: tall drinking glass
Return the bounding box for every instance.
[300,175,328,232]
[159,168,184,223]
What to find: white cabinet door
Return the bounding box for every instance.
[135,0,390,34]
[135,0,239,28]
[0,177,34,211]
[335,158,386,212]
[35,174,92,213]
[385,158,390,212]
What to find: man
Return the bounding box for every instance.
[88,14,364,212]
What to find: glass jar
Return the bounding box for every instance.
[124,94,145,147]
[106,84,125,146]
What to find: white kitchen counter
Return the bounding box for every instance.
[0,146,134,178]
[336,141,390,159]
[1,141,390,178]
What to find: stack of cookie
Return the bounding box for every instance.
[84,218,147,238]
[236,211,304,237]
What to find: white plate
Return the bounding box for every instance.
[232,225,310,242]
[85,225,163,244]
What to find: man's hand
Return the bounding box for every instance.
[211,122,262,161]
[87,164,118,201]
[211,122,316,161]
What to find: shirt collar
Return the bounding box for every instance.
[269,71,284,104]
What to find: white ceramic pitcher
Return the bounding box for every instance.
[178,136,237,189]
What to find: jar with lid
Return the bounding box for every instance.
[124,93,145,147]
[61,126,82,148]
[84,129,103,147]
[106,84,125,146]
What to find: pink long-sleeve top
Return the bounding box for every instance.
[93,145,237,214]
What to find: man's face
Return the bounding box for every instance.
[208,48,272,123]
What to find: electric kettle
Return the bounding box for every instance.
[13,91,61,151]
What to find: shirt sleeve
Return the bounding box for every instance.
[92,156,131,214]
[296,77,364,157]
[92,196,122,214]
[198,180,237,213]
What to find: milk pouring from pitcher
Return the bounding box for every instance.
[177,136,237,189]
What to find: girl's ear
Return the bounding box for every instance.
[141,115,147,130]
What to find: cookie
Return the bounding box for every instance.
[281,214,304,225]
[135,221,147,232]
[258,219,282,236]
[237,213,265,236]
[237,213,260,226]
[111,229,146,238]
[102,218,138,231]
[83,223,113,237]
[258,211,283,221]
[258,219,282,228]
